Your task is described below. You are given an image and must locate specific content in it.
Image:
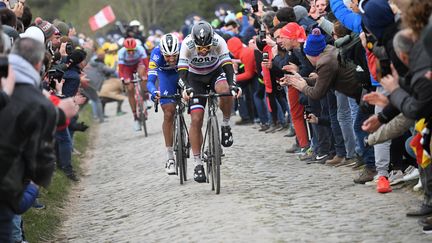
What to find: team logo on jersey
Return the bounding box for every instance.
[149,61,157,69]
[186,40,195,49]
[191,56,217,64]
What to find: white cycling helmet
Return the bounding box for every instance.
[129,20,141,27]
[159,33,180,56]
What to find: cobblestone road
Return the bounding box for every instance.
[57,103,432,242]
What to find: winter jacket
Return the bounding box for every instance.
[84,58,116,91]
[366,113,414,146]
[62,65,82,98]
[0,90,9,110]
[330,0,362,34]
[303,45,362,100]
[227,37,257,83]
[389,41,432,120]
[0,54,57,212]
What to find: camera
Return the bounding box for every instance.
[66,42,73,55]
[47,64,67,90]
[262,52,269,61]
[0,55,8,78]
[250,0,259,12]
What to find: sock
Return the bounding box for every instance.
[166,147,174,160]
[222,116,230,126]
[194,154,202,166]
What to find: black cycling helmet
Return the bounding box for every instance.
[191,20,214,46]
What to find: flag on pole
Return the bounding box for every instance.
[89,5,116,31]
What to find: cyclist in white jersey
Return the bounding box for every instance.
[178,21,241,183]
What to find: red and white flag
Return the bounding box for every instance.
[89,5,116,31]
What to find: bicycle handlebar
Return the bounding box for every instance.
[190,92,233,98]
[154,94,183,113]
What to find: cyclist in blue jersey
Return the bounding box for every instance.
[147,34,181,175]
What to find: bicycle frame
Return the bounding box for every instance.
[131,72,148,136]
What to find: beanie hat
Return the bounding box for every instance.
[304,28,326,57]
[276,7,296,23]
[293,5,308,22]
[280,22,306,42]
[19,26,45,44]
[67,49,87,66]
[360,0,395,40]
[53,19,70,36]
[35,17,59,40]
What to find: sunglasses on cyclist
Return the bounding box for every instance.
[126,49,136,53]
[163,54,179,59]
[196,44,212,52]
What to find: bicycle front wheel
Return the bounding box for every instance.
[210,117,221,194]
[176,114,185,185]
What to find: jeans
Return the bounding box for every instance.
[56,128,73,174]
[335,91,356,159]
[11,215,22,242]
[252,79,269,125]
[348,98,362,156]
[0,203,14,242]
[324,90,346,157]
[238,81,254,121]
[353,107,375,168]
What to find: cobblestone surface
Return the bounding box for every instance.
[57,104,432,242]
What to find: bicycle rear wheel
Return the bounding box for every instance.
[210,117,221,194]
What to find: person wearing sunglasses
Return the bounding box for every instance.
[178,20,241,183]
[117,37,149,131]
[147,33,181,175]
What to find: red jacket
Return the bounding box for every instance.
[262,44,273,93]
[227,37,256,83]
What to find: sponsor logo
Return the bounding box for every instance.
[149,61,157,69]
[191,56,217,64]
[186,40,195,49]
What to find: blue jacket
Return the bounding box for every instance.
[330,0,362,34]
[16,183,39,214]
[62,65,81,97]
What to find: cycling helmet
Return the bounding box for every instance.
[123,38,137,50]
[160,33,180,56]
[191,20,214,46]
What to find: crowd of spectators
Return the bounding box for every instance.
[206,0,432,234]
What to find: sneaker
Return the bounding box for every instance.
[258,124,270,132]
[388,170,404,186]
[307,154,329,164]
[351,158,365,170]
[423,224,432,234]
[377,176,392,193]
[235,119,252,125]
[418,216,432,227]
[221,125,233,147]
[284,127,296,137]
[193,164,206,183]
[335,157,358,167]
[66,172,80,182]
[265,124,281,134]
[365,174,379,186]
[325,155,344,166]
[353,167,377,184]
[116,111,127,116]
[133,119,141,131]
[414,178,423,191]
[32,199,45,210]
[298,151,314,161]
[276,124,289,132]
[402,166,420,182]
[165,159,176,175]
[285,143,300,154]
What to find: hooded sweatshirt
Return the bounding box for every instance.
[227,37,256,83]
[9,54,41,87]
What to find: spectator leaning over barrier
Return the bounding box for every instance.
[0,38,57,242]
[283,28,377,184]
